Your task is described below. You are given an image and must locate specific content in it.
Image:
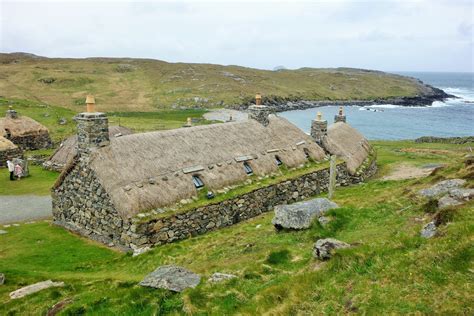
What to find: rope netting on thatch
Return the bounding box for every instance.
[88,116,326,218]
[323,122,371,174]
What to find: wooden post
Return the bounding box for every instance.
[328,155,337,199]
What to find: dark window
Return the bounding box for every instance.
[275,155,283,166]
[303,148,310,159]
[192,175,204,188]
[243,162,253,175]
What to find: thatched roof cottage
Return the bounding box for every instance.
[52,98,376,251]
[0,135,22,167]
[0,107,52,150]
[43,125,132,171]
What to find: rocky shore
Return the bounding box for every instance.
[231,85,454,112]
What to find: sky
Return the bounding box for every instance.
[0,0,473,72]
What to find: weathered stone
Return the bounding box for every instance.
[438,195,463,209]
[272,198,338,230]
[9,280,64,299]
[418,179,466,198]
[0,229,7,235]
[0,273,4,285]
[318,216,330,226]
[420,221,437,238]
[208,272,237,283]
[139,265,200,292]
[313,238,350,260]
[132,246,151,257]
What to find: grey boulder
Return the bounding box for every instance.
[272,198,338,230]
[420,221,437,238]
[313,238,350,260]
[208,272,237,283]
[0,273,4,285]
[139,265,200,292]
[418,179,466,198]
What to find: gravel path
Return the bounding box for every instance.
[203,109,248,122]
[0,195,52,224]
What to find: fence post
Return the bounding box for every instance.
[328,155,337,199]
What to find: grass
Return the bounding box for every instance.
[0,53,430,111]
[0,141,473,315]
[0,165,58,196]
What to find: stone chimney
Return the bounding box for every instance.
[6,106,18,119]
[248,93,273,126]
[75,95,109,156]
[311,112,327,146]
[334,106,346,123]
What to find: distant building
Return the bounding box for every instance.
[0,107,52,150]
[52,96,376,251]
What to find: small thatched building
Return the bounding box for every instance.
[52,101,376,251]
[0,108,52,150]
[43,126,132,171]
[0,136,22,167]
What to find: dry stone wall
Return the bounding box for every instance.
[9,133,52,150]
[0,147,23,167]
[53,159,376,251]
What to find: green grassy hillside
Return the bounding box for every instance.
[0,141,472,315]
[0,53,435,112]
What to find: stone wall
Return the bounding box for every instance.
[9,132,52,150]
[53,159,376,251]
[0,147,23,167]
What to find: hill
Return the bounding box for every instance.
[0,53,449,112]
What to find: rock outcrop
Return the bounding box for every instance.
[139,265,201,292]
[420,221,437,238]
[313,238,351,260]
[208,273,237,283]
[272,198,339,230]
[418,179,466,198]
[9,280,64,299]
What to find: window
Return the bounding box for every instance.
[303,148,310,159]
[243,162,253,175]
[192,175,204,189]
[275,155,283,166]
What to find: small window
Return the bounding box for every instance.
[275,155,283,166]
[303,148,310,159]
[243,162,253,175]
[192,175,204,188]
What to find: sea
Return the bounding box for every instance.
[279,72,474,140]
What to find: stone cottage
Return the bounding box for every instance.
[43,125,133,171]
[0,135,22,167]
[0,107,52,150]
[52,98,376,251]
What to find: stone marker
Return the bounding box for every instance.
[272,198,339,230]
[208,272,237,283]
[139,265,200,292]
[0,229,7,235]
[9,280,64,299]
[313,238,350,260]
[420,221,437,238]
[418,179,466,198]
[0,273,5,285]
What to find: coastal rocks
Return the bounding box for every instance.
[415,136,474,145]
[418,179,466,198]
[0,273,4,285]
[313,238,351,260]
[420,221,437,238]
[208,272,237,283]
[139,265,201,292]
[272,198,339,230]
[9,280,64,299]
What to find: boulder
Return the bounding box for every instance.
[0,229,7,235]
[449,188,474,201]
[208,272,237,283]
[139,265,200,292]
[418,179,466,198]
[313,238,350,260]
[420,221,437,238]
[438,195,463,209]
[9,280,64,299]
[272,198,339,230]
[0,273,4,285]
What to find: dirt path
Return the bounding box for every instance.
[0,195,52,224]
[382,163,442,181]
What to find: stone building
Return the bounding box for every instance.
[52,97,376,251]
[0,107,52,150]
[0,136,22,167]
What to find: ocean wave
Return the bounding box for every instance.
[441,87,474,101]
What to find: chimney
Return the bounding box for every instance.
[334,106,346,123]
[311,111,327,146]
[6,106,18,119]
[75,95,109,156]
[248,93,273,126]
[184,117,192,127]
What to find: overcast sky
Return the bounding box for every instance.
[1,0,472,72]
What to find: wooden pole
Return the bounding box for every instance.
[328,155,337,199]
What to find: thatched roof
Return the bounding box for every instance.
[323,122,371,174]
[0,115,49,137]
[88,115,326,218]
[0,135,18,151]
[46,126,132,169]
